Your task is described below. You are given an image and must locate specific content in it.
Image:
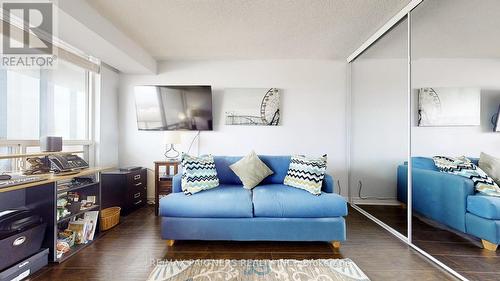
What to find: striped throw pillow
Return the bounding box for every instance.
[284,155,327,195]
[181,154,219,195]
[433,156,500,197]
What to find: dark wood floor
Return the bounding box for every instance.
[30,205,455,281]
[360,205,500,281]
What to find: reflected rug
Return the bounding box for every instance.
[147,259,370,281]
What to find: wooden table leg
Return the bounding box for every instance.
[155,163,159,216]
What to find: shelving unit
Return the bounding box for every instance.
[55,233,102,263]
[0,168,109,263]
[57,182,99,194]
[54,179,101,263]
[57,205,100,223]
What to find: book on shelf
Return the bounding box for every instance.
[56,209,99,259]
[84,211,98,241]
[66,210,99,244]
[67,220,87,244]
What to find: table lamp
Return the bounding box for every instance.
[164,132,181,161]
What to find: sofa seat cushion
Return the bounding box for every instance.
[467,195,500,220]
[252,184,347,218]
[159,185,253,218]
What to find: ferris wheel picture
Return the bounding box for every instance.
[224,88,281,126]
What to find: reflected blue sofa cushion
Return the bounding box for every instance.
[467,195,500,220]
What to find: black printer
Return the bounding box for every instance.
[0,209,47,272]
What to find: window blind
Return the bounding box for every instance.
[1,20,100,73]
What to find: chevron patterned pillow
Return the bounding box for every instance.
[181,153,219,195]
[284,155,327,195]
[433,156,500,197]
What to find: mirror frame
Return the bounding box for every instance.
[347,1,469,280]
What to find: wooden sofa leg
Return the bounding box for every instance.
[331,241,341,249]
[400,203,407,209]
[482,239,498,251]
[166,240,175,247]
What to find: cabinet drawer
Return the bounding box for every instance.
[127,189,146,209]
[128,180,146,192]
[127,170,146,185]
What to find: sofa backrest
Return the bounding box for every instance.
[411,157,439,171]
[409,156,479,171]
[214,155,291,185]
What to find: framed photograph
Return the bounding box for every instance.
[418,87,481,126]
[223,88,280,126]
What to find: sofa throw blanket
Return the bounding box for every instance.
[433,156,500,197]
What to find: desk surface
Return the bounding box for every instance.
[0,167,113,193]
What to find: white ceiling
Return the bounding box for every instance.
[85,0,411,61]
[349,0,500,60]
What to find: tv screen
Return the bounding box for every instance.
[134,85,213,131]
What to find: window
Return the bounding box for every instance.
[0,60,89,140]
[0,58,96,172]
[2,69,40,139]
[0,19,101,172]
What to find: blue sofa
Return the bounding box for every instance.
[398,157,500,251]
[159,155,348,247]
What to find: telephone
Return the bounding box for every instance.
[48,154,89,173]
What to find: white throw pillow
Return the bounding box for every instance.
[229,151,273,189]
[479,152,500,185]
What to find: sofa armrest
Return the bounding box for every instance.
[398,165,474,232]
[322,174,335,193]
[172,173,182,193]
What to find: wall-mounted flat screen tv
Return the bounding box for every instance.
[134,85,213,131]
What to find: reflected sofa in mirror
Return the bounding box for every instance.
[349,17,409,237]
[406,0,500,279]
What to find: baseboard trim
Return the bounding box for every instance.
[351,198,400,206]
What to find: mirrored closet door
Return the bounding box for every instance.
[410,0,500,279]
[349,16,409,237]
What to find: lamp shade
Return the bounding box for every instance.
[164,132,181,144]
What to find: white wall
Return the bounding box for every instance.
[350,59,408,202]
[95,65,120,167]
[118,60,347,200]
[412,59,500,158]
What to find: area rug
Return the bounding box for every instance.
[147,259,370,281]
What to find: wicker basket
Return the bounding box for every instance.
[100,207,121,231]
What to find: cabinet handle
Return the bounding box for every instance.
[134,182,142,186]
[13,236,26,246]
[134,200,142,205]
[134,192,141,198]
[134,175,141,180]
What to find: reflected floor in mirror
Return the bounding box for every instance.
[362,205,500,281]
